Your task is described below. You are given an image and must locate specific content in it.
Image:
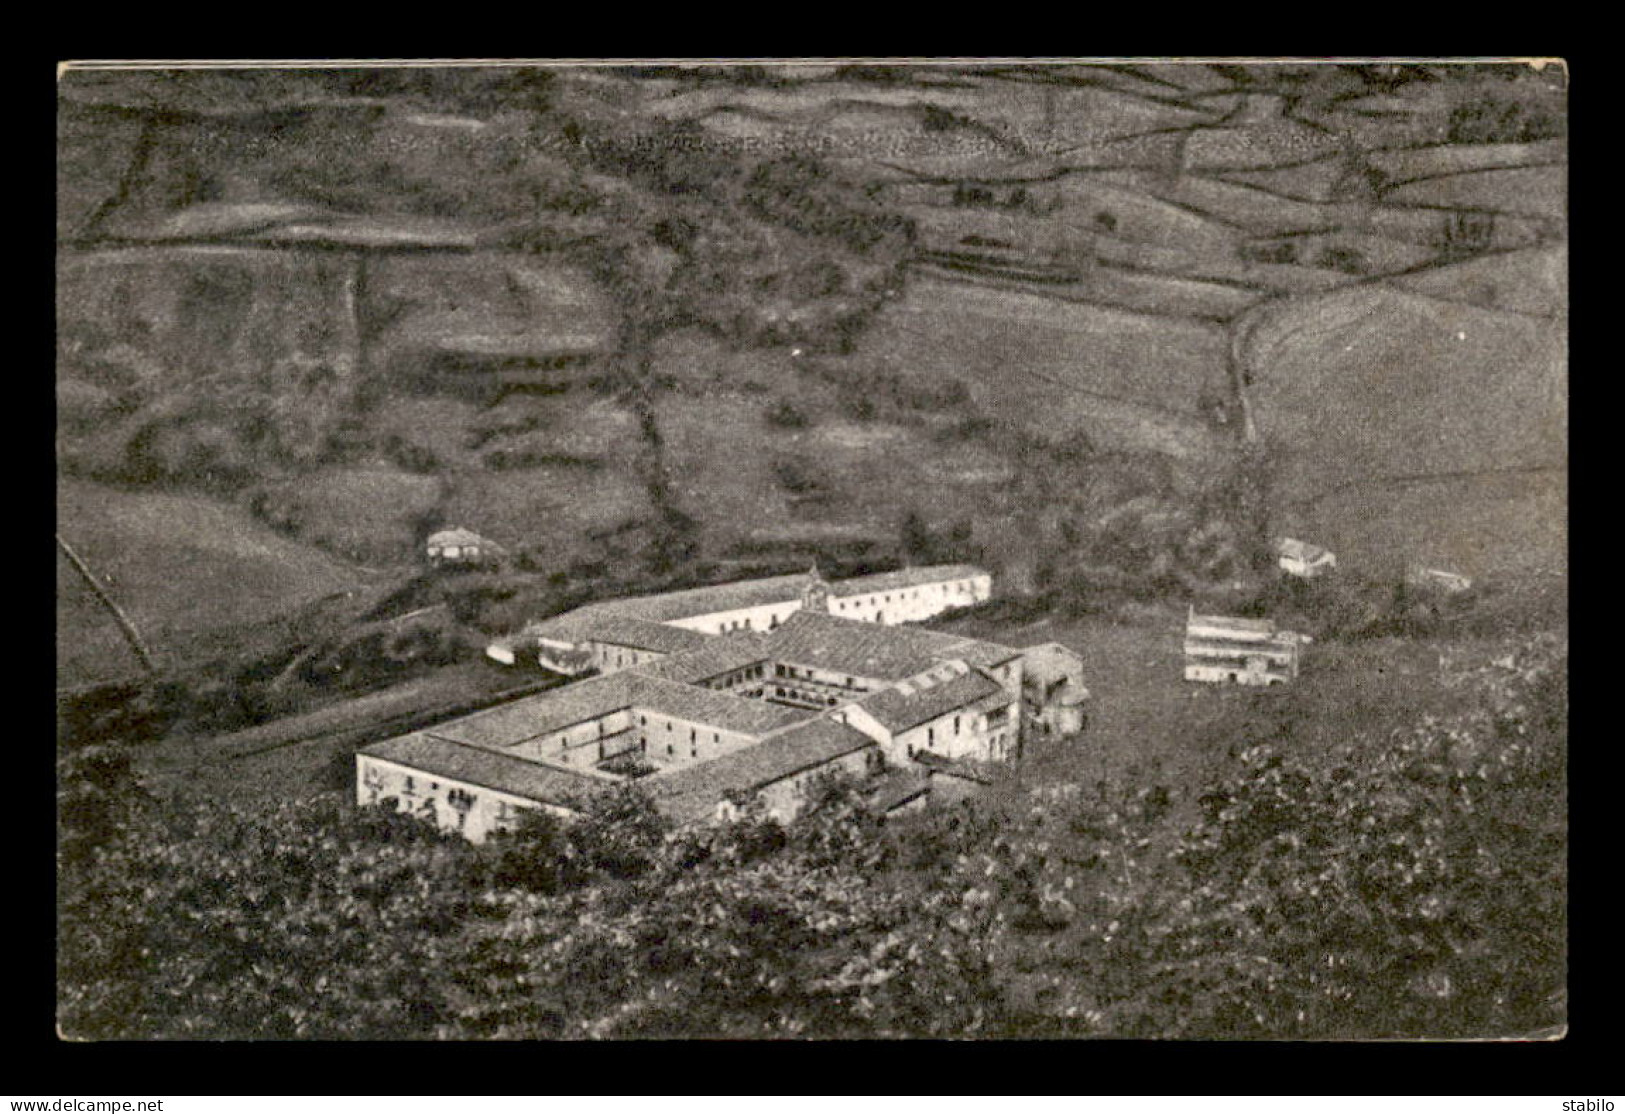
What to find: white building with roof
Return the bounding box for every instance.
[1183,608,1304,686]
[1406,564,1473,594]
[1019,642,1091,737]
[488,564,992,673]
[1274,537,1337,579]
[427,527,506,568]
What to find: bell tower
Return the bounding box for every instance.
[801,562,830,614]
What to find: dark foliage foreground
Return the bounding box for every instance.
[58,634,1564,1040]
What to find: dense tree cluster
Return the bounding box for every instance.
[59,633,1564,1040]
[1014,451,1270,614]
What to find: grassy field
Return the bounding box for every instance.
[660,79,1223,166]
[56,478,367,688]
[651,386,1026,551]
[1177,121,1345,173]
[858,270,1231,450]
[1294,468,1568,586]
[1049,175,1243,254]
[937,603,1514,801]
[1215,155,1347,203]
[57,552,145,689]
[1390,242,1567,318]
[910,257,1263,323]
[1383,165,1566,221]
[1243,282,1567,502]
[1235,229,1439,276]
[256,467,444,568]
[371,254,615,365]
[135,658,556,808]
[1367,139,1566,184]
[365,395,487,471]
[443,464,653,569]
[1094,170,1338,235]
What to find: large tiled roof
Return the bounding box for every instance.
[360,734,598,808]
[514,605,625,645]
[577,615,717,654]
[652,716,877,822]
[950,640,1026,670]
[857,667,1010,733]
[425,664,809,749]
[1187,613,1278,638]
[1018,642,1090,696]
[627,673,809,736]
[592,574,812,622]
[631,634,772,685]
[763,610,1018,682]
[1185,635,1296,659]
[517,609,717,654]
[431,672,637,749]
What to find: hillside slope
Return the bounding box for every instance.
[1240,273,1566,579]
[56,478,366,687]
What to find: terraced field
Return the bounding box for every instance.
[859,270,1231,454]
[58,62,1567,685]
[1243,282,1566,493]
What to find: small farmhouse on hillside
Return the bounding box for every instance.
[1275,537,1337,579]
[1406,564,1473,594]
[426,527,505,568]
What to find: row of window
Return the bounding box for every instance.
[708,664,768,688]
[707,581,981,630]
[834,581,977,611]
[636,714,725,744]
[716,613,788,633]
[904,706,1009,755]
[368,772,515,824]
[605,647,655,669]
[772,686,841,707]
[636,738,701,759]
